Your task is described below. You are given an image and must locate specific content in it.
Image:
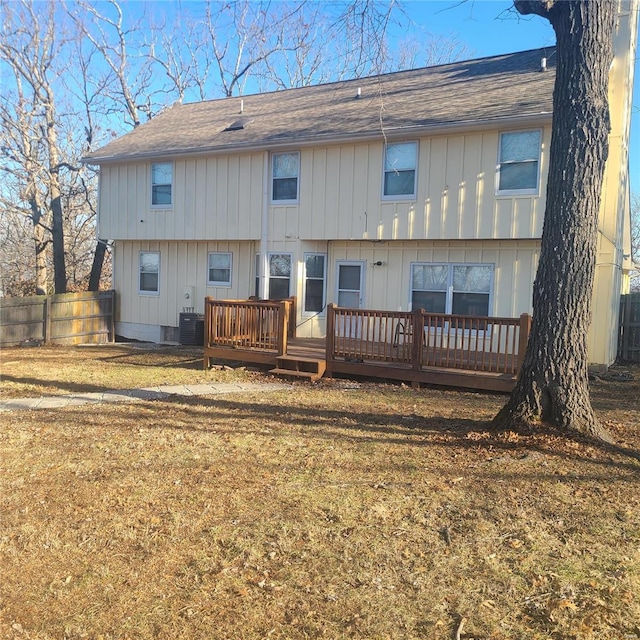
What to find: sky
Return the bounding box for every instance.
[396,0,639,197]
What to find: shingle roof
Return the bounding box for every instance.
[84,47,556,163]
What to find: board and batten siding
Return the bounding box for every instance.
[99,153,264,241]
[115,238,540,339]
[114,241,257,331]
[327,240,540,320]
[275,130,549,242]
[98,127,550,243]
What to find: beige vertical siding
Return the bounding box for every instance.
[99,127,551,244]
[114,241,257,329]
[327,240,540,320]
[100,153,264,241]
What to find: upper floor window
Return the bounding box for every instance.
[383,141,417,198]
[272,152,299,203]
[207,252,232,287]
[497,130,541,194]
[139,251,160,294]
[411,263,493,317]
[151,162,173,207]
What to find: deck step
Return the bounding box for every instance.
[269,367,323,381]
[270,355,327,382]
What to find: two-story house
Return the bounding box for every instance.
[83,4,636,369]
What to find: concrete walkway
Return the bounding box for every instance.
[0,382,292,412]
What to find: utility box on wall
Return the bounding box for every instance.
[179,312,204,346]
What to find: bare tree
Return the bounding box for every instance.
[1,0,67,293]
[254,1,411,90]
[492,0,617,442]
[1,0,113,296]
[69,0,157,126]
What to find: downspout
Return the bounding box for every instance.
[260,150,270,299]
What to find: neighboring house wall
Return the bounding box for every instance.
[588,0,638,367]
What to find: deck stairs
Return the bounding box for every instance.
[270,355,327,382]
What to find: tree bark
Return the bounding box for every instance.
[29,198,49,296]
[88,239,107,291]
[493,1,616,442]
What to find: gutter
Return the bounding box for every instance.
[81,112,553,165]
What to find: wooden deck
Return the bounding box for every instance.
[203,298,531,392]
[278,338,516,392]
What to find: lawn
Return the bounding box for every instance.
[1,345,639,639]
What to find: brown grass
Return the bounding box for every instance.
[1,345,639,639]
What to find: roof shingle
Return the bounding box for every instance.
[84,47,556,163]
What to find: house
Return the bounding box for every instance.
[83,2,637,370]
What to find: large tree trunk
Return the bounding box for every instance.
[88,239,107,291]
[29,198,49,296]
[492,1,616,442]
[50,191,67,294]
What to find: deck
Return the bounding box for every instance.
[203,299,531,392]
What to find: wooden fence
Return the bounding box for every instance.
[619,293,640,362]
[0,290,115,347]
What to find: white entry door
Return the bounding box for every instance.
[336,261,365,308]
[336,261,365,339]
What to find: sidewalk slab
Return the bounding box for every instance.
[0,381,292,412]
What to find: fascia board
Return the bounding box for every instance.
[81,112,553,165]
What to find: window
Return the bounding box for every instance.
[207,252,232,286]
[139,251,160,294]
[304,254,326,314]
[272,152,299,202]
[268,254,292,299]
[383,142,417,198]
[151,162,173,206]
[411,263,493,316]
[497,130,541,193]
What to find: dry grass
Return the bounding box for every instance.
[1,345,639,639]
[0,344,257,399]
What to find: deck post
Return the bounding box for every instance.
[516,313,532,371]
[325,304,336,377]
[277,300,289,356]
[203,297,212,369]
[411,308,423,371]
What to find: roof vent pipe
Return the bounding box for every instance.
[356,87,362,99]
[540,57,547,72]
[240,99,244,114]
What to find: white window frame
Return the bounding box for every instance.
[151,162,173,208]
[496,129,542,196]
[303,253,327,316]
[207,252,232,287]
[382,141,418,200]
[336,260,366,309]
[271,152,300,204]
[410,262,494,318]
[139,251,160,296]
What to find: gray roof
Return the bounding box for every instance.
[84,47,556,164]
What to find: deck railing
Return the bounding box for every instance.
[327,304,531,375]
[203,297,292,367]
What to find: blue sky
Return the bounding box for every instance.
[398,0,638,196]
